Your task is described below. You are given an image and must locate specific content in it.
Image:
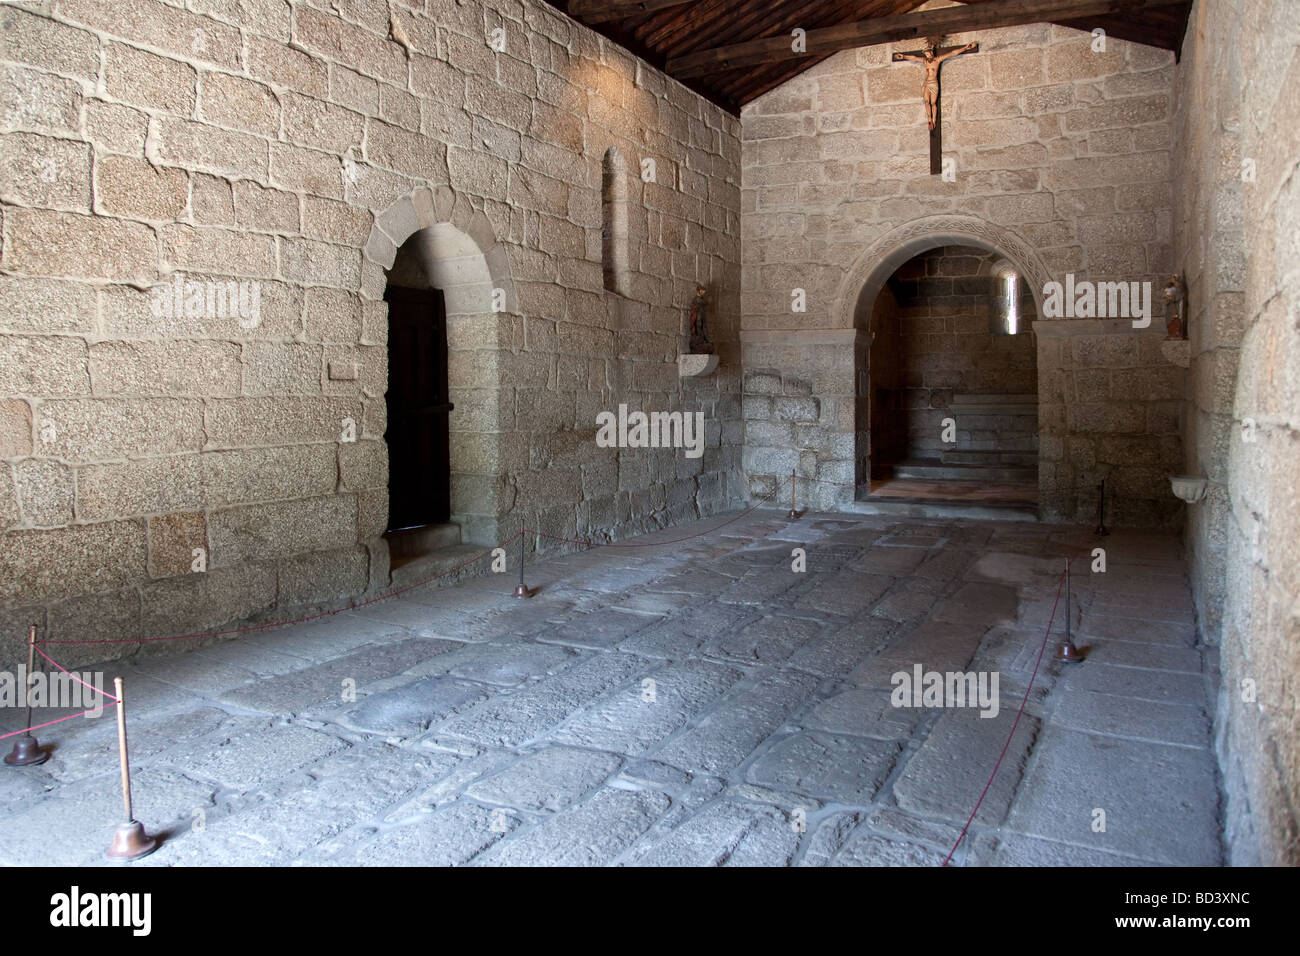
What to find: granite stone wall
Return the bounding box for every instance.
[740,21,1183,522]
[1174,0,1246,645]
[1174,0,1300,865]
[0,0,743,665]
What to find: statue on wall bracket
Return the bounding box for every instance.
[1163,273,1187,340]
[688,284,714,354]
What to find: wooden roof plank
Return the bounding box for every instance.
[548,0,1191,114]
[665,0,1192,78]
[567,0,698,25]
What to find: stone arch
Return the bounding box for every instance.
[833,215,1053,331]
[361,187,515,553]
[837,217,1049,511]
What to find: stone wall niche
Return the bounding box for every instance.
[601,147,632,297]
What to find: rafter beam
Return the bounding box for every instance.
[666,0,1188,78]
[567,0,696,24]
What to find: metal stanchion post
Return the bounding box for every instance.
[513,530,533,598]
[1095,479,1110,536]
[1056,557,1084,663]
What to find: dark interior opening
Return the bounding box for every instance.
[383,284,452,532]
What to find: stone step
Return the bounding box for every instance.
[942,449,1038,467]
[879,459,1038,483]
[951,393,1037,404]
[947,403,1038,416]
[943,436,1038,452]
[845,497,1039,522]
[388,542,486,593]
[387,522,462,562]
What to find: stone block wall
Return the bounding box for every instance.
[1035,319,1183,525]
[741,23,1181,522]
[0,0,743,665]
[741,331,856,510]
[1175,0,1247,644]
[1175,0,1300,865]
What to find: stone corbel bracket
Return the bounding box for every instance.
[1170,475,1208,503]
[678,353,719,377]
[1160,339,1191,368]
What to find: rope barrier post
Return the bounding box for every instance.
[786,469,800,520]
[5,624,48,767]
[106,677,157,861]
[1094,478,1109,536]
[1056,557,1084,663]
[513,529,533,599]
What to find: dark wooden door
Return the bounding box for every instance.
[384,285,452,531]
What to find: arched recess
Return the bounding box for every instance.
[833,216,1050,507]
[362,188,515,559]
[601,147,631,296]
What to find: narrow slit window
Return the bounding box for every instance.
[1004,273,1019,335]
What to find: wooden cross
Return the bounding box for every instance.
[891,42,979,175]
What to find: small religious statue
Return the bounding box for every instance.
[688,284,714,354]
[1162,273,1187,340]
[892,41,977,130]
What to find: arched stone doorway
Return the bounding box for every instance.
[834,216,1052,517]
[362,189,515,575]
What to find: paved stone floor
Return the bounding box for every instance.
[0,510,1223,866]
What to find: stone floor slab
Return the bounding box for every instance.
[220,638,454,714]
[550,659,742,756]
[440,651,648,747]
[831,829,949,866]
[650,669,820,775]
[745,731,901,804]
[801,687,926,739]
[626,800,801,867]
[1007,726,1222,865]
[1049,689,1212,748]
[893,708,1040,826]
[473,788,670,866]
[336,676,490,736]
[465,745,622,812]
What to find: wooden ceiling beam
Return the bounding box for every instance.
[567,0,698,25]
[666,0,1191,78]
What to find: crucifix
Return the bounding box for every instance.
[891,41,978,175]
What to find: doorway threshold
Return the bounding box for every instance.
[387,539,491,594]
[850,477,1039,522]
[385,522,462,572]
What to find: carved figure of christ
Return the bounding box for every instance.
[891,42,978,174]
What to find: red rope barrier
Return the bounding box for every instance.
[942,556,1072,866]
